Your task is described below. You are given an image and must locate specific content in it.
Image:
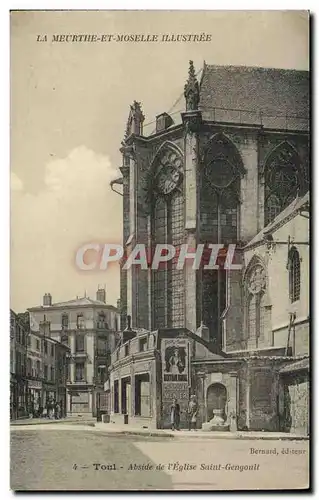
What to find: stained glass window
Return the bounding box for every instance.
[200,134,243,347]
[264,143,301,226]
[151,148,184,329]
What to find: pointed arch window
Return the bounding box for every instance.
[264,143,301,226]
[151,145,184,329]
[288,246,301,303]
[245,263,266,347]
[200,133,244,348]
[201,135,243,244]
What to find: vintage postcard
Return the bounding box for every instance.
[10,10,310,491]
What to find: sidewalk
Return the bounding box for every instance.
[10,418,309,440]
[92,423,309,440]
[10,416,96,427]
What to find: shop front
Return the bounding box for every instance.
[27,380,43,417]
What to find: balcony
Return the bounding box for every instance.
[67,379,88,385]
[96,350,109,358]
[74,350,87,358]
[67,351,88,360]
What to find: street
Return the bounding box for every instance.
[11,426,309,491]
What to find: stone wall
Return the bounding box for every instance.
[281,371,309,435]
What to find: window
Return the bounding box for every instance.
[16,326,21,344]
[139,337,148,352]
[151,145,185,330]
[61,313,69,329]
[97,366,106,384]
[44,341,48,355]
[27,358,32,376]
[50,366,54,381]
[36,360,41,378]
[124,344,129,357]
[27,335,31,347]
[44,364,48,380]
[289,247,301,303]
[75,362,85,382]
[77,314,85,330]
[97,312,109,329]
[264,142,303,226]
[200,133,243,347]
[113,380,119,413]
[51,344,54,357]
[36,339,40,351]
[97,338,108,356]
[61,334,69,346]
[75,334,85,352]
[245,263,266,348]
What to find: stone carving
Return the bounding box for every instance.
[247,265,266,294]
[122,101,145,144]
[184,61,200,111]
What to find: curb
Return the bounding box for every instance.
[10,422,309,441]
[10,420,96,427]
[96,432,309,441]
[92,426,309,441]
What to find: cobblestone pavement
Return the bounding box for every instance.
[10,427,309,491]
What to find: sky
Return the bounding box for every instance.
[10,10,309,312]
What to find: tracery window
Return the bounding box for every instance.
[245,263,266,347]
[151,145,184,329]
[200,134,244,348]
[288,246,301,303]
[264,143,301,226]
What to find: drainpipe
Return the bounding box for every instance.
[285,312,296,356]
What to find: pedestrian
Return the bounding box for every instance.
[187,395,198,431]
[60,400,63,419]
[34,399,39,418]
[55,401,60,420]
[47,398,53,419]
[170,398,180,431]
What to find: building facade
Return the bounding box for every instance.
[109,62,309,434]
[10,310,28,419]
[26,330,69,417]
[28,287,120,416]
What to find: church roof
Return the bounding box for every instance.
[244,191,309,249]
[199,64,309,129]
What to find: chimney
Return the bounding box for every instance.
[156,112,174,133]
[116,299,121,311]
[96,286,106,303]
[43,293,52,307]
